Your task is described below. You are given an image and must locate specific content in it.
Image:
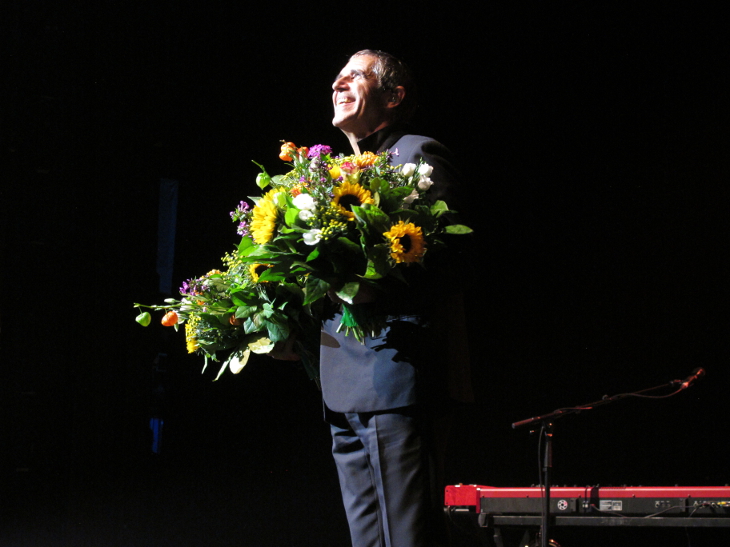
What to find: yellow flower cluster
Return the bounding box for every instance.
[185,316,200,353]
[221,251,241,270]
[319,205,349,240]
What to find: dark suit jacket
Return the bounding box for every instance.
[320,126,473,414]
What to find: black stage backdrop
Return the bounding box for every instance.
[1,3,727,546]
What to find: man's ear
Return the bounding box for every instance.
[386,86,406,109]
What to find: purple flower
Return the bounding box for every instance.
[230,200,250,221]
[180,276,207,296]
[307,144,332,158]
[236,221,249,236]
[180,279,197,295]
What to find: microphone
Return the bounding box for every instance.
[679,367,706,390]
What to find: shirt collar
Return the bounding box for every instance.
[357,124,409,154]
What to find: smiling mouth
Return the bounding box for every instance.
[337,97,354,105]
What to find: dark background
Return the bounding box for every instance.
[1,2,727,546]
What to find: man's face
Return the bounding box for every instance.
[332,55,390,139]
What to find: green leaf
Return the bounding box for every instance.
[336,281,360,304]
[243,317,257,334]
[231,291,257,307]
[258,268,287,283]
[238,236,255,253]
[248,335,275,354]
[444,224,474,234]
[274,192,288,208]
[214,358,229,381]
[363,244,391,279]
[369,177,385,192]
[289,260,314,272]
[333,236,361,255]
[228,348,251,374]
[363,206,391,234]
[266,315,290,342]
[235,305,258,319]
[304,275,331,305]
[430,200,449,217]
[285,207,300,227]
[306,247,320,262]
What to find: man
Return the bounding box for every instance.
[321,50,472,547]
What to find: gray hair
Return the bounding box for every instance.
[351,49,419,123]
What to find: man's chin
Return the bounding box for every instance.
[332,115,350,130]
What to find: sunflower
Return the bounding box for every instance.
[250,190,279,244]
[332,181,374,221]
[383,221,426,264]
[249,263,271,283]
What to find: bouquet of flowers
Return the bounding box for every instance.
[134,257,321,383]
[135,141,471,381]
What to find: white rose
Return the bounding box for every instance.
[400,163,416,177]
[417,176,434,191]
[303,229,322,245]
[293,193,316,211]
[298,210,314,221]
[418,163,433,177]
[402,189,419,207]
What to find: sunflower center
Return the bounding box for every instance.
[400,234,412,253]
[338,195,362,211]
[253,264,267,276]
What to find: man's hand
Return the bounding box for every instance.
[268,335,300,361]
[327,283,379,305]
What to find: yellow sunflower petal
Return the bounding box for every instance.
[250,190,279,244]
[383,221,426,264]
[332,181,374,221]
[249,263,271,283]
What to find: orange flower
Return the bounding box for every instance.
[354,151,378,168]
[279,142,296,161]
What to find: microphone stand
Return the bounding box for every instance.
[511,372,701,547]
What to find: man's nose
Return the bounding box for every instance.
[332,76,349,91]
